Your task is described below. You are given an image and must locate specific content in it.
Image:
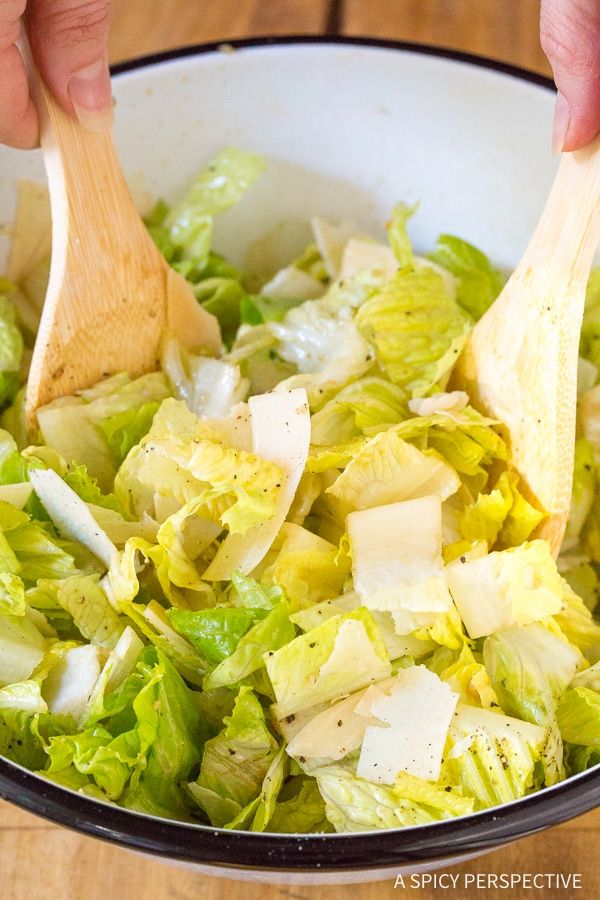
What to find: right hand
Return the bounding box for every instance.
[541,0,600,152]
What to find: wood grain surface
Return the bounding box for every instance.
[2,2,598,899]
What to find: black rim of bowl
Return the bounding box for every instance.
[3,36,593,874]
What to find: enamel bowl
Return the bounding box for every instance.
[1,37,599,885]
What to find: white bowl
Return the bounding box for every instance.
[3,39,594,887]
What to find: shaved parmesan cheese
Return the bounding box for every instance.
[204,388,310,580]
[311,217,364,278]
[286,684,383,762]
[29,469,118,568]
[357,666,458,783]
[339,239,398,281]
[408,391,469,417]
[100,625,144,695]
[44,644,105,723]
[261,266,325,301]
[348,495,452,614]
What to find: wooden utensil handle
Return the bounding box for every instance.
[522,133,600,292]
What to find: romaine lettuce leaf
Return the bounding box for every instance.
[167,606,258,666]
[354,267,470,397]
[265,608,390,718]
[202,599,294,691]
[310,377,408,447]
[427,234,503,320]
[0,293,24,405]
[483,623,579,726]
[47,648,203,819]
[165,147,265,268]
[261,523,349,610]
[446,541,564,638]
[162,339,248,419]
[37,373,171,490]
[443,703,547,809]
[557,686,600,747]
[267,776,332,833]
[187,685,277,827]
[312,760,472,832]
[458,470,544,549]
[327,430,459,517]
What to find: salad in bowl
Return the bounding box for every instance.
[1,147,600,834]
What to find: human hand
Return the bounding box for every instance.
[541,0,600,152]
[0,0,112,149]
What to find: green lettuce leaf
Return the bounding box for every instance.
[37,372,171,491]
[427,234,504,320]
[265,608,390,717]
[310,377,408,447]
[0,293,24,406]
[386,202,417,267]
[187,685,278,827]
[392,407,507,493]
[47,648,203,818]
[116,398,283,534]
[165,147,266,268]
[354,267,470,396]
[162,340,247,419]
[97,402,160,465]
[557,686,600,747]
[483,623,579,726]
[443,703,547,809]
[564,439,596,550]
[167,606,258,666]
[458,470,544,549]
[53,575,125,649]
[267,776,332,833]
[326,429,459,518]
[203,600,294,691]
[261,524,350,610]
[0,709,69,769]
[312,761,472,832]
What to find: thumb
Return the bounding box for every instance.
[27,0,113,132]
[541,0,600,152]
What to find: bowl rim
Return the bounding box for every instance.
[3,35,594,875]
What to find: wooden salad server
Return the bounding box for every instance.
[24,71,221,424]
[452,133,600,556]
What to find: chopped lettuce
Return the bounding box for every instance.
[187,686,277,827]
[266,608,390,718]
[313,760,472,832]
[327,430,459,517]
[446,542,564,639]
[165,147,265,269]
[427,234,504,321]
[483,624,579,726]
[444,703,547,809]
[354,267,470,397]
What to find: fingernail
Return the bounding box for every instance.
[552,91,570,156]
[68,59,113,132]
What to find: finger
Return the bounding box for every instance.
[0,0,38,148]
[540,0,600,151]
[27,0,113,133]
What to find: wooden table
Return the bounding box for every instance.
[2,2,598,898]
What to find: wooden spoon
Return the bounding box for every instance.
[451,134,600,556]
[24,77,221,424]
